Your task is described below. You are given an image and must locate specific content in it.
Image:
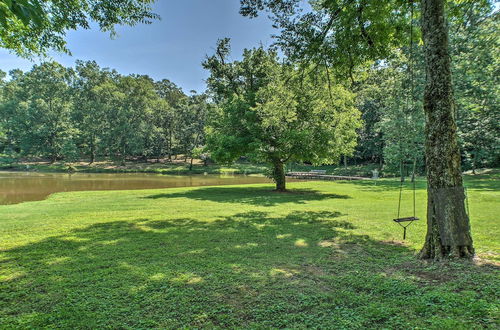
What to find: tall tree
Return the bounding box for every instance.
[3,62,76,161]
[204,40,361,191]
[418,0,473,258]
[0,70,8,156]
[155,79,187,160]
[99,74,159,164]
[452,12,500,171]
[176,93,209,170]
[376,52,424,176]
[240,0,495,258]
[72,60,115,163]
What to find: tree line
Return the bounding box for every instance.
[1,7,496,175]
[0,3,497,179]
[0,61,208,167]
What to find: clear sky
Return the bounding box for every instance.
[0,0,276,93]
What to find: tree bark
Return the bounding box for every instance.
[89,134,95,164]
[89,147,95,164]
[272,159,286,192]
[419,0,474,260]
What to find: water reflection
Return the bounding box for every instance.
[0,172,275,205]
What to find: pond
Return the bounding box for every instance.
[0,171,275,205]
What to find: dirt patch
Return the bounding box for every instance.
[304,265,327,277]
[474,254,500,267]
[383,261,470,286]
[381,240,407,247]
[411,269,453,284]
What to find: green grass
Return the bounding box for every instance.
[0,173,498,328]
[288,162,383,177]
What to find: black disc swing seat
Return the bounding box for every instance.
[393,161,419,240]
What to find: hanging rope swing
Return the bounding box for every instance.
[392,0,419,240]
[393,160,419,240]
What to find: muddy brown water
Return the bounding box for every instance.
[0,171,277,205]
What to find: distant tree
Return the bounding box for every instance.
[3,62,76,161]
[97,74,158,164]
[352,70,385,166]
[0,70,7,155]
[72,60,118,163]
[145,99,172,162]
[354,48,426,174]
[0,0,159,57]
[155,79,186,160]
[381,54,424,177]
[177,93,209,170]
[204,40,361,191]
[0,61,196,164]
[452,12,500,171]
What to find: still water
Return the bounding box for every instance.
[0,171,274,205]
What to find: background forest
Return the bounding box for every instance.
[0,8,498,175]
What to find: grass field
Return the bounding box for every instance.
[0,172,498,328]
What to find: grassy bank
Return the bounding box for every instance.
[0,174,498,328]
[0,159,268,175]
[0,158,382,177]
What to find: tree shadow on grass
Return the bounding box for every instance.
[462,173,500,192]
[1,211,498,328]
[144,186,350,206]
[337,174,499,193]
[334,178,429,192]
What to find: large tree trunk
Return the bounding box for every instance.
[419,0,474,260]
[272,159,286,192]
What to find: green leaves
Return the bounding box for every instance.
[0,0,44,27]
[1,62,75,160]
[0,0,159,57]
[0,60,209,163]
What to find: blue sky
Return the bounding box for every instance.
[0,0,276,93]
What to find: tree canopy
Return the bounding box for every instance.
[0,61,208,165]
[0,0,159,56]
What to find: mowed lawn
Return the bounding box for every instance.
[0,173,499,328]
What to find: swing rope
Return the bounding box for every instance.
[393,0,419,240]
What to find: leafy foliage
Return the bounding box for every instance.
[2,62,76,161]
[0,0,159,56]
[0,61,208,165]
[452,12,500,171]
[204,40,361,189]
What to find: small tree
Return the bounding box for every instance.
[204,40,361,191]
